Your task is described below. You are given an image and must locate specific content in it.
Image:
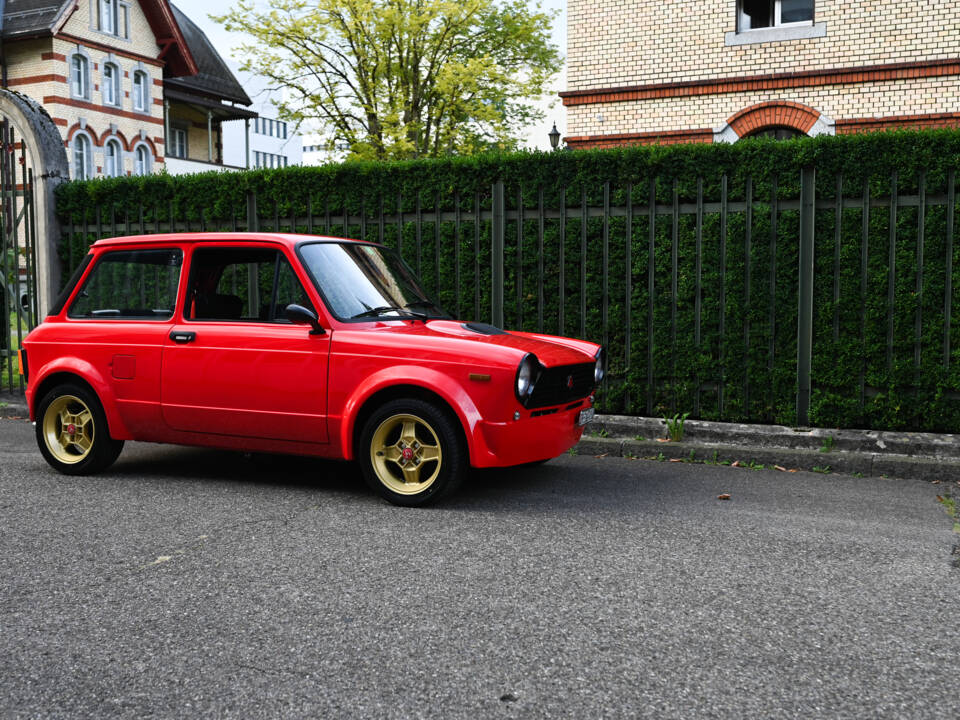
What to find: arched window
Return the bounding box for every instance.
[104,139,123,177]
[133,144,151,176]
[71,54,89,99]
[103,63,120,106]
[745,126,804,140]
[132,71,149,112]
[72,134,91,180]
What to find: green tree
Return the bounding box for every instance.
[214,0,560,160]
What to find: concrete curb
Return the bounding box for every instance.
[580,415,960,482]
[574,436,960,482]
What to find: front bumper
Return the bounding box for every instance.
[471,399,592,468]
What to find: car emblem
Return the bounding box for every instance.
[566,375,574,389]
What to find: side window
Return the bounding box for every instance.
[68,249,182,319]
[187,248,314,322]
[275,257,315,318]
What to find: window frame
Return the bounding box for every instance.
[99,0,118,35]
[738,0,814,32]
[133,144,151,175]
[72,132,92,181]
[169,127,187,159]
[103,138,123,178]
[102,62,120,106]
[70,53,90,100]
[66,247,184,322]
[184,246,315,324]
[728,0,823,45]
[132,70,149,112]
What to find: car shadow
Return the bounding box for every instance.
[109,442,369,498]
[106,443,667,514]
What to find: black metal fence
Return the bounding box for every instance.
[1,120,39,393]
[59,168,960,431]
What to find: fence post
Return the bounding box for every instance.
[797,166,816,426]
[246,191,258,232]
[491,180,505,327]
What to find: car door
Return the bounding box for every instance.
[160,244,329,443]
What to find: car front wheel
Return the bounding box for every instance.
[358,398,466,506]
[36,383,124,475]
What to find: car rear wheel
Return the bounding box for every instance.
[359,398,466,506]
[36,383,124,475]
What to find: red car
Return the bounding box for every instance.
[20,233,604,506]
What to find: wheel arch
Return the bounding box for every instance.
[31,366,130,440]
[350,384,469,464]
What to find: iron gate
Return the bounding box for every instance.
[0,116,38,394]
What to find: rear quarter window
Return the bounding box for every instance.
[68,248,183,320]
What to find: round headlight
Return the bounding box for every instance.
[515,354,540,404]
[594,348,606,385]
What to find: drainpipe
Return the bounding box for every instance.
[207,110,213,162]
[163,99,170,159]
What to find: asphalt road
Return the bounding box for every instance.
[1,413,958,719]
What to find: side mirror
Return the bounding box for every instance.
[285,304,326,335]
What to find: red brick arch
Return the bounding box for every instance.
[727,101,822,138]
[98,127,131,151]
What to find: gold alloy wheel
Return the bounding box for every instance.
[369,413,443,495]
[42,395,95,464]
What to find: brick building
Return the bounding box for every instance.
[561,0,960,148]
[0,0,253,178]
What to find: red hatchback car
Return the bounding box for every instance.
[21,233,604,505]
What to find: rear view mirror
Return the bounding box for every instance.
[285,304,325,335]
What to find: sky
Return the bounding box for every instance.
[186,0,568,151]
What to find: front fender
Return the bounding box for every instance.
[338,365,493,465]
[28,358,131,440]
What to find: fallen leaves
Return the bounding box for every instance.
[717,493,731,501]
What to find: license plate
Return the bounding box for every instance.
[577,408,595,426]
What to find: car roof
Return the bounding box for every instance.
[90,232,370,249]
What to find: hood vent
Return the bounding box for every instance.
[462,322,507,336]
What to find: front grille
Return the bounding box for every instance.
[527,362,594,409]
[531,408,558,417]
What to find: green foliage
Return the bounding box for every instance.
[936,493,960,535]
[664,412,690,442]
[212,0,560,159]
[819,435,835,453]
[53,129,960,433]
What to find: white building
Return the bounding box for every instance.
[301,138,349,166]
[222,114,302,169]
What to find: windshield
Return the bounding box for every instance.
[298,242,448,321]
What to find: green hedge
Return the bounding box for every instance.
[55,130,960,432]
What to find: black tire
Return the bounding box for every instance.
[358,397,466,507]
[36,383,124,475]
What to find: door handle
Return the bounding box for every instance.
[169,331,196,344]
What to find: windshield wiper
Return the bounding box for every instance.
[403,300,448,316]
[351,305,428,321]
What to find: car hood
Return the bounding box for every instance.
[333,319,599,369]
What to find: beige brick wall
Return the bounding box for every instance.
[567,0,960,91]
[568,76,960,136]
[61,1,163,59]
[4,1,166,178]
